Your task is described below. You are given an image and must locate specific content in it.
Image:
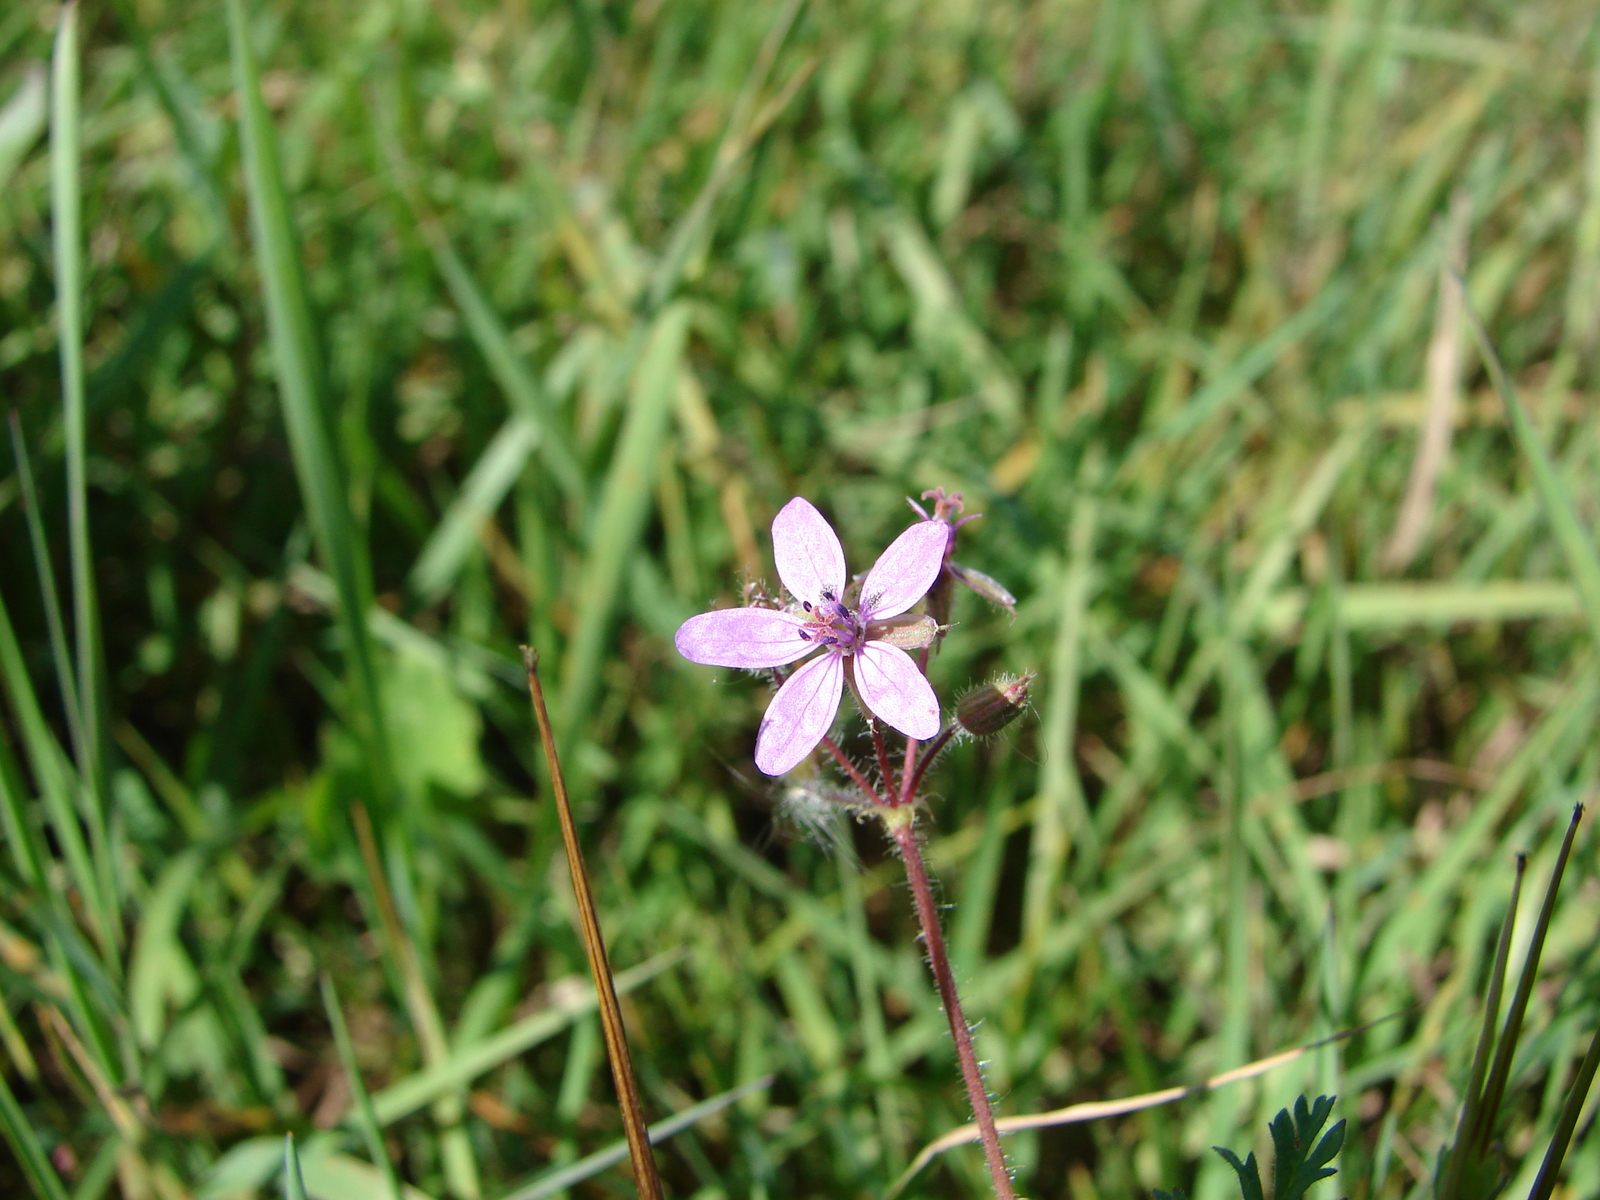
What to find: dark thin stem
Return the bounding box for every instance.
[872,720,898,803]
[887,815,1015,1199]
[820,734,881,805]
[905,726,957,799]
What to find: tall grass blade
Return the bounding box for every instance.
[0,585,108,968]
[407,414,545,607]
[349,806,480,1198]
[223,0,392,797]
[1438,854,1526,1199]
[0,66,45,193]
[645,0,809,310]
[498,1075,774,1200]
[1025,457,1099,945]
[365,952,682,1126]
[0,707,46,888]
[1469,806,1584,1153]
[522,647,663,1200]
[8,415,82,773]
[0,1067,70,1200]
[282,1134,308,1200]
[418,223,583,503]
[555,303,690,737]
[1526,1015,1600,1200]
[321,975,404,1200]
[50,0,117,960]
[1461,280,1600,642]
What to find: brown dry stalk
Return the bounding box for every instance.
[521,647,664,1200]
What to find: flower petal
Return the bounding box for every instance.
[755,651,844,775]
[675,608,812,669]
[854,641,940,739]
[858,520,948,619]
[772,497,847,605]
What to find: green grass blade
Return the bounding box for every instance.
[1151,279,1348,445]
[0,713,46,888]
[8,415,83,772]
[416,225,584,506]
[1526,998,1600,1200]
[50,0,117,958]
[495,1075,775,1200]
[282,1134,309,1200]
[407,414,543,607]
[223,0,392,798]
[1024,457,1100,945]
[0,1068,70,1200]
[0,587,107,955]
[321,975,404,1200]
[0,65,45,193]
[555,302,691,736]
[1461,278,1600,642]
[1438,854,1525,1200]
[1469,806,1584,1153]
[366,951,682,1126]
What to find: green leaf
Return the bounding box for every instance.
[1212,1146,1266,1200]
[380,645,486,798]
[1268,1095,1341,1199]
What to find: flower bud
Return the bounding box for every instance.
[866,613,940,649]
[955,673,1034,736]
[948,561,1017,616]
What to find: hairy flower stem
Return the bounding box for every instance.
[872,721,898,799]
[819,735,881,804]
[882,808,1015,1198]
[899,735,919,805]
[903,726,956,799]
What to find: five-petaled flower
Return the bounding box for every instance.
[675,497,947,775]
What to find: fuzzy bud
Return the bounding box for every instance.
[955,673,1034,736]
[948,561,1017,616]
[866,613,940,649]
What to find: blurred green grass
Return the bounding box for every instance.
[2,0,1600,1197]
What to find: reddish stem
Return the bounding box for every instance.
[871,721,898,802]
[819,735,881,805]
[904,725,957,799]
[887,814,1014,1198]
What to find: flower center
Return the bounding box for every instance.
[796,591,865,652]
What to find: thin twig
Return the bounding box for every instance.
[819,734,881,804]
[521,647,665,1200]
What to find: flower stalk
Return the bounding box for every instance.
[882,806,1017,1199]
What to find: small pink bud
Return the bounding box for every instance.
[955,673,1034,736]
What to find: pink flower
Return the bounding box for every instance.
[675,497,947,775]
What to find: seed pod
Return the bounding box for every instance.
[955,673,1034,736]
